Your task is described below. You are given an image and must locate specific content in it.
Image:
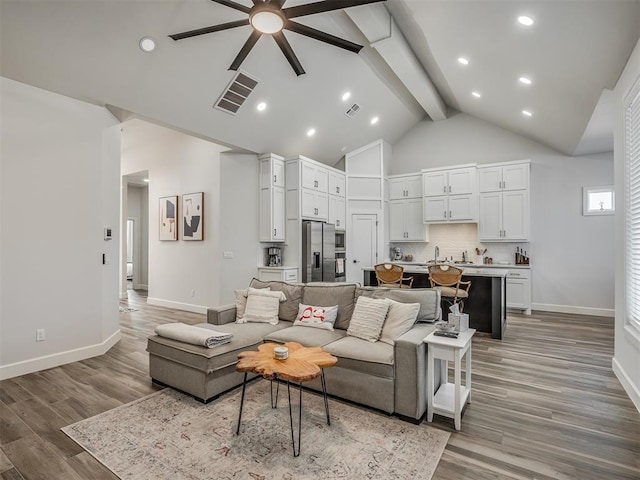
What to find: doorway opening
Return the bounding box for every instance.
[126,219,134,290]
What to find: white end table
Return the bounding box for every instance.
[424,328,475,430]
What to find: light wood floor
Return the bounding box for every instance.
[1,290,638,480]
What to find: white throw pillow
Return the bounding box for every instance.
[234,287,270,321]
[293,304,339,331]
[238,288,286,325]
[379,299,421,345]
[347,296,391,342]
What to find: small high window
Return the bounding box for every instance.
[583,185,614,216]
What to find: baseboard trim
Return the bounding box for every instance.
[612,357,640,413]
[147,297,207,315]
[531,303,614,317]
[0,329,121,381]
[135,284,149,291]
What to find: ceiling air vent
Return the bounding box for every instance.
[213,71,259,115]
[345,103,361,118]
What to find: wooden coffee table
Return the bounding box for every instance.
[235,342,337,457]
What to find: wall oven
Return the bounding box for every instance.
[335,231,345,250]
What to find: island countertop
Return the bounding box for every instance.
[363,265,508,278]
[363,265,507,339]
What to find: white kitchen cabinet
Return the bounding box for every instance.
[423,166,476,197]
[506,269,531,314]
[423,194,476,223]
[259,154,286,242]
[329,195,346,230]
[390,199,428,241]
[328,171,346,197]
[301,189,328,221]
[479,189,529,241]
[389,174,422,200]
[479,162,529,193]
[301,162,328,192]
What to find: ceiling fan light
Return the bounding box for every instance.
[251,11,284,34]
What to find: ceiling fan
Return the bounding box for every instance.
[169,0,386,76]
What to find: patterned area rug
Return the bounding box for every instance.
[62,381,450,480]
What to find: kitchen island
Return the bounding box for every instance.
[363,264,507,339]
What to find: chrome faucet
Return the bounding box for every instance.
[434,246,439,264]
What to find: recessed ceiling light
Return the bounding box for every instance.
[143,178,150,183]
[306,128,316,137]
[370,116,379,125]
[518,15,534,26]
[256,102,267,111]
[457,57,469,66]
[519,76,532,85]
[341,91,351,101]
[522,110,533,117]
[139,37,156,53]
[472,91,482,98]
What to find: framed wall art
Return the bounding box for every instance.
[183,192,203,241]
[159,195,178,241]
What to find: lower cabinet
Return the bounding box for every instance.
[257,267,298,283]
[506,269,531,314]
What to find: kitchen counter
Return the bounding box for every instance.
[363,266,507,339]
[391,261,530,270]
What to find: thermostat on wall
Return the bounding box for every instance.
[104,227,113,240]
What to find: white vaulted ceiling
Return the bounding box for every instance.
[1,0,639,164]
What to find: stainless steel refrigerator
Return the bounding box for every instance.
[302,221,335,283]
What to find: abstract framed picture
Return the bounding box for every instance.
[159,195,178,241]
[183,192,203,241]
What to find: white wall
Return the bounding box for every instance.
[121,119,229,313]
[0,77,121,379]
[392,111,614,316]
[219,153,261,305]
[613,38,640,411]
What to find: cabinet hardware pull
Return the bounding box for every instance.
[337,186,340,193]
[273,228,276,237]
[274,175,277,184]
[449,185,452,193]
[314,180,318,188]
[449,210,452,218]
[443,186,446,193]
[444,211,447,219]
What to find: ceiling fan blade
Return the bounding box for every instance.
[229,30,262,71]
[272,32,305,76]
[283,0,385,19]
[285,20,362,53]
[169,19,249,41]
[253,0,286,5]
[210,0,251,14]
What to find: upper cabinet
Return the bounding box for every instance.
[328,171,346,198]
[422,165,477,223]
[389,174,422,199]
[479,162,529,192]
[301,162,328,192]
[259,153,286,242]
[423,166,476,197]
[478,160,531,241]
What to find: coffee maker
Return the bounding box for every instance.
[266,247,282,267]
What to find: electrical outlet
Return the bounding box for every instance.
[190,289,195,297]
[36,329,45,342]
[223,251,233,259]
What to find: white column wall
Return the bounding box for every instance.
[0,78,120,378]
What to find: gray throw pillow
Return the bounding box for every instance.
[249,278,304,321]
[347,296,391,342]
[378,299,420,345]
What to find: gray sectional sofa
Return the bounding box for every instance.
[146,279,442,423]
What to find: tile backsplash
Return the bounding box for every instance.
[390,223,531,265]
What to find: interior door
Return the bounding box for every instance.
[348,214,378,284]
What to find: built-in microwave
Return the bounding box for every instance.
[335,231,345,250]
